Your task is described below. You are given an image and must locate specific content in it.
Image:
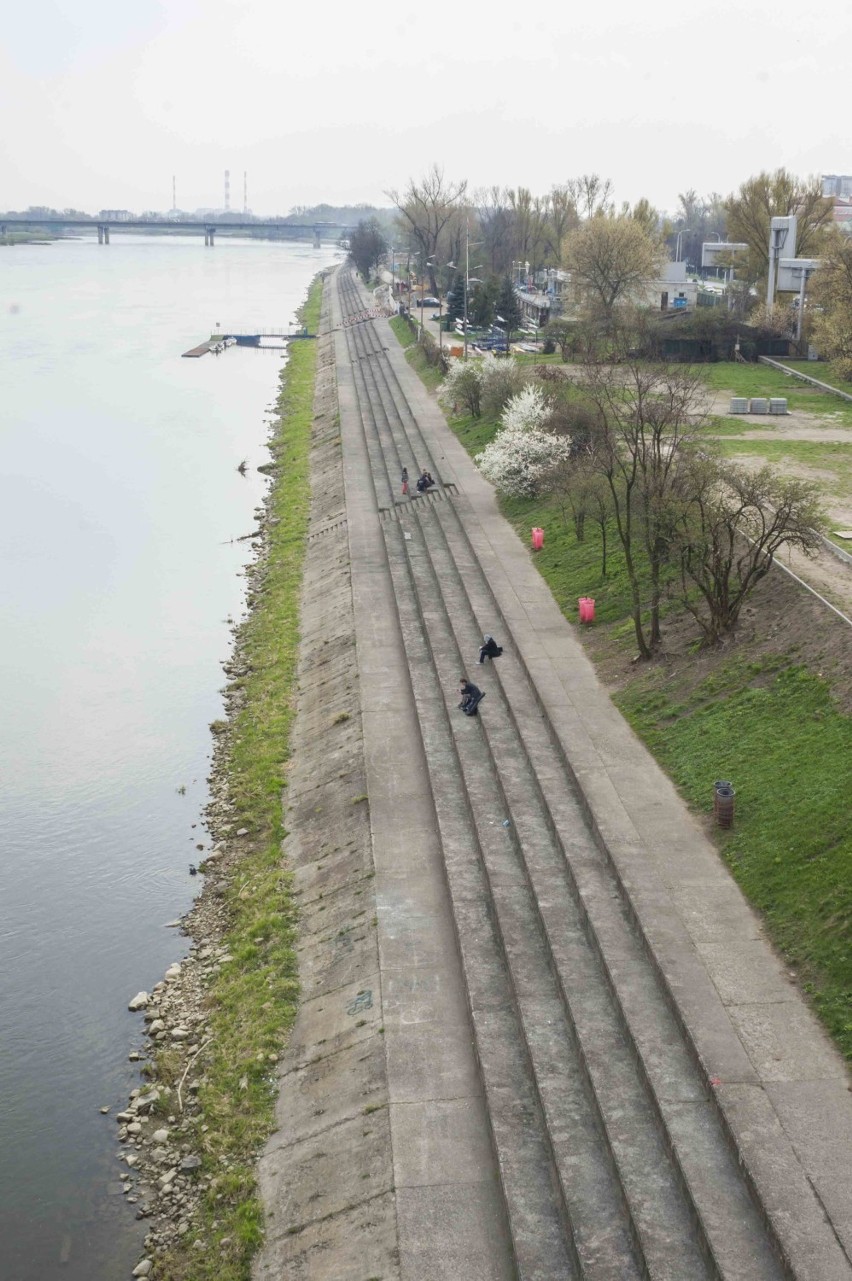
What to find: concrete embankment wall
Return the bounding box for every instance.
[252,279,399,1279]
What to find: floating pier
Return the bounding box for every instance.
[181,330,315,357]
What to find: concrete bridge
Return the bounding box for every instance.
[0,218,354,248]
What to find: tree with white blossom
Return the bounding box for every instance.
[439,358,484,417]
[477,425,571,497]
[500,383,551,433]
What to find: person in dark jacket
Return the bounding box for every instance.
[458,677,485,716]
[478,634,503,664]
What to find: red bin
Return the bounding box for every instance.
[531,527,544,551]
[578,597,596,624]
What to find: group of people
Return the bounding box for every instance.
[400,467,436,497]
[458,634,504,717]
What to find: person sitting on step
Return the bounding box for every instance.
[478,634,503,664]
[458,677,485,716]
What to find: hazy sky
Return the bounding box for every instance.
[3,0,849,216]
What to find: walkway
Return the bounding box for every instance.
[257,268,852,1279]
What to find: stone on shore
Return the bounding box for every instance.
[128,992,149,1012]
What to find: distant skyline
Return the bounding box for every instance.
[2,0,849,218]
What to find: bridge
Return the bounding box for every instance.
[0,218,355,247]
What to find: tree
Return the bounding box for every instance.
[677,463,824,644]
[544,186,580,265]
[724,169,833,289]
[495,275,522,341]
[446,271,466,326]
[810,228,852,380]
[439,359,483,417]
[567,174,614,220]
[564,216,664,323]
[474,186,516,276]
[468,275,498,329]
[386,166,467,294]
[580,363,711,657]
[508,187,550,272]
[476,426,571,498]
[348,218,387,280]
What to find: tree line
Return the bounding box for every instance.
[348,164,851,373]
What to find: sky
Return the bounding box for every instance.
[2,0,849,217]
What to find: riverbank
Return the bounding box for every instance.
[393,331,852,1063]
[119,273,327,1281]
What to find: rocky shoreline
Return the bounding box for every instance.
[117,570,267,1274]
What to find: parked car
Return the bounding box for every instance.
[416,295,441,307]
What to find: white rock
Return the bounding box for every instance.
[128,992,149,1012]
[152,1129,169,1144]
[132,1261,152,1277]
[126,1122,142,1136]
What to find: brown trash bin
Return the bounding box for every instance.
[714,780,735,829]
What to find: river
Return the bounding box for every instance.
[0,233,341,1280]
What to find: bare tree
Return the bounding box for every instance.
[386,166,468,293]
[678,463,824,644]
[724,169,833,289]
[567,173,614,220]
[348,218,387,281]
[545,185,580,265]
[581,364,711,657]
[474,186,516,276]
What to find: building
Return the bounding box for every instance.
[822,175,852,198]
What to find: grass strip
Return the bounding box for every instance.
[154,277,322,1280]
[390,329,852,1059]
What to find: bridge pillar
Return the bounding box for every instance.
[97,225,103,244]
[313,226,321,249]
[205,226,215,247]
[103,225,110,244]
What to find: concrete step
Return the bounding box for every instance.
[382,518,578,1280]
[428,498,786,1281]
[407,505,725,1280]
[339,272,785,1281]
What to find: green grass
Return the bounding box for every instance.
[618,662,852,1053]
[390,321,852,1060]
[699,361,852,426]
[389,315,415,348]
[785,359,852,395]
[153,277,323,1280]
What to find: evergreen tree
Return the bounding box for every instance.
[446,271,466,325]
[495,275,522,340]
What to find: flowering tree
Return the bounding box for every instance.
[501,383,551,433]
[439,359,484,417]
[477,426,571,498]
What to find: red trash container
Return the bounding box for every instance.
[578,597,596,624]
[531,527,544,551]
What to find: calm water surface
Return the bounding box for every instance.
[0,235,340,1280]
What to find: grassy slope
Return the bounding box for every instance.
[395,342,852,1059]
[156,279,322,1280]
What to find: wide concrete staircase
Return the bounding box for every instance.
[334,269,833,1281]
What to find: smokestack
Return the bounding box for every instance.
[224,169,230,212]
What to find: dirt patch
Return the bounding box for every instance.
[586,559,852,715]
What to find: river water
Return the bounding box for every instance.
[0,234,341,1280]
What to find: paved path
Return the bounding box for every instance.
[261,268,852,1278]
